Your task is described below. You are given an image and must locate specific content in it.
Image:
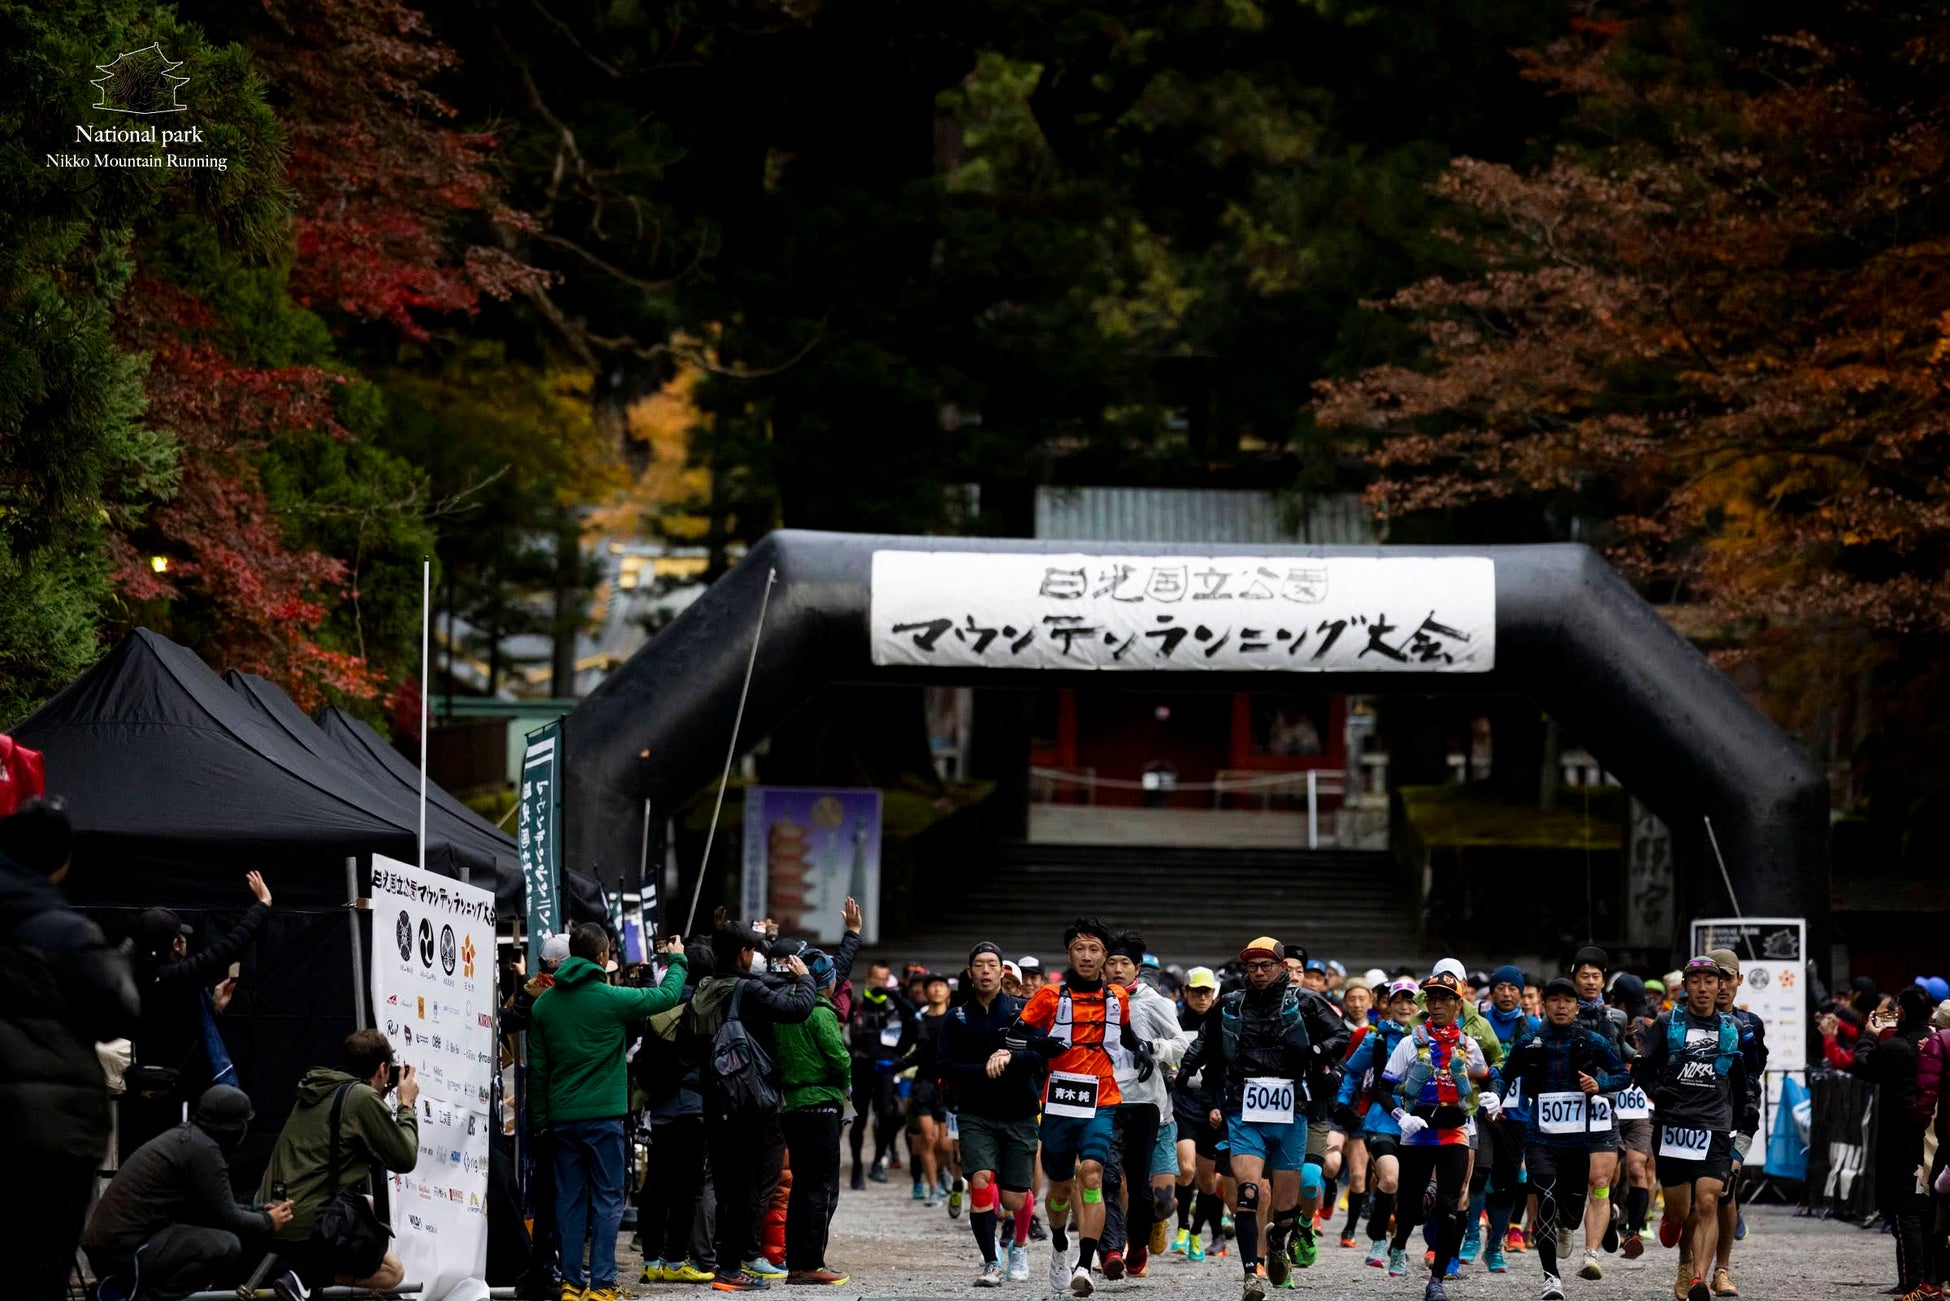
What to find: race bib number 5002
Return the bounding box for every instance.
[1659,1124,1711,1160]
[1242,1076,1296,1125]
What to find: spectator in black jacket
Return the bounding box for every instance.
[682,920,816,1292]
[0,797,142,1301]
[124,871,275,1158]
[634,935,718,1285]
[1854,984,1935,1296]
[83,1085,294,1298]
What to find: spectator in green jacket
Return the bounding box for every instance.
[530,923,689,1301]
[775,948,852,1285]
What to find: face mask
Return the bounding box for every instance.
[746,950,764,974]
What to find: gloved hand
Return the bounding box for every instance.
[1332,1102,1361,1131]
[1134,1039,1158,1083]
[1479,1091,1502,1120]
[1396,1111,1428,1140]
[1731,1131,1753,1162]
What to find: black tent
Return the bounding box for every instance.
[311,705,606,925]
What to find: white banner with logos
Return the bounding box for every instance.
[371,855,496,1296]
[870,551,1495,672]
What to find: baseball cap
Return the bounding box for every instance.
[1431,957,1467,982]
[1002,961,1022,982]
[1326,959,1346,978]
[1241,935,1283,962]
[1018,955,1042,972]
[136,907,193,952]
[1142,952,1161,970]
[1542,977,1579,1001]
[1304,958,1328,974]
[1421,971,1467,998]
[1707,947,1741,980]
[1186,966,1220,991]
[1386,978,1419,1000]
[1363,967,1389,988]
[1283,943,1308,963]
[1682,955,1723,977]
[540,933,571,967]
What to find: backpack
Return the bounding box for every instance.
[694,978,781,1117]
[1667,1010,1739,1076]
[1218,985,1304,1065]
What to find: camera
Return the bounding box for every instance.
[386,1063,401,1092]
[769,957,793,975]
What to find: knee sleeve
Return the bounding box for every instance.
[1152,1185,1176,1222]
[1238,1181,1261,1211]
[1081,1186,1103,1205]
[971,1184,997,1213]
[1300,1164,1324,1202]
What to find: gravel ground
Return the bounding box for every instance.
[621,1176,1895,1300]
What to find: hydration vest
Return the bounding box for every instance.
[1667,1011,1740,1076]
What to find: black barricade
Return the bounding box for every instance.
[1802,1069,1878,1219]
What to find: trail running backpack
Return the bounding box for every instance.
[1667,1011,1739,1076]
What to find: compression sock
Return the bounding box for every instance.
[1178,1180,1195,1231]
[1323,1175,1339,1215]
[1344,1190,1369,1238]
[1369,1190,1396,1244]
[1270,1205,1299,1260]
[1015,1192,1034,1246]
[1077,1238,1099,1273]
[1196,1190,1223,1242]
[1626,1186,1650,1237]
[1048,1198,1070,1253]
[971,1185,998,1263]
[1236,1183,1261,1271]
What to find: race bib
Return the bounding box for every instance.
[946,1112,960,1140]
[1615,1086,1651,1120]
[1047,1071,1101,1119]
[1242,1076,1296,1125]
[1659,1124,1711,1160]
[1535,1091,1589,1135]
[1502,1079,1524,1112]
[880,1024,902,1048]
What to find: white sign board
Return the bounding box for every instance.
[371,855,496,1297]
[1690,916,1806,1163]
[870,551,1495,672]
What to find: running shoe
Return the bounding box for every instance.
[560,1285,584,1301]
[1711,1267,1739,1297]
[744,1259,787,1280]
[1006,1244,1029,1281]
[1029,1215,1048,1243]
[782,1271,848,1286]
[1189,1236,1207,1263]
[948,1178,965,1218]
[1340,1231,1359,1249]
[888,1153,902,1170]
[867,1159,887,1184]
[585,1289,637,1301]
[1069,1265,1095,1297]
[1484,1243,1507,1273]
[709,1273,765,1292]
[1507,1226,1527,1253]
[1659,1216,1683,1249]
[271,1272,310,1301]
[1049,1243,1077,1293]
[923,1193,940,1209]
[1623,1232,1646,1260]
[1243,1275,1267,1301]
[1266,1236,1291,1289]
[666,1262,715,1283]
[1540,1274,1565,1301]
[1734,1211,1747,1242]
[911,1181,925,1201]
[848,1171,865,1192]
[1366,1240,1388,1269]
[1388,1248,1409,1277]
[640,1261,663,1285]
[1425,1280,1449,1301]
[1444,1254,1460,1279]
[1128,1245,1150,1278]
[973,1262,1004,1288]
[1578,1250,1603,1280]
[1102,1249,1126,1280]
[1173,1228,1192,1255]
[1688,1280,1712,1301]
[1460,1222,1481,1264]
[1151,1219,1169,1254]
[1293,1223,1319,1269]
[1673,1257,1694,1301]
[1603,1206,1622,1254]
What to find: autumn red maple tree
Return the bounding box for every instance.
[113,0,541,709]
[1316,5,1950,637]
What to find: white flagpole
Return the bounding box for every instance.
[686,567,778,934]
[419,556,431,872]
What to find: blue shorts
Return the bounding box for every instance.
[1040,1110,1115,1181]
[1151,1119,1179,1178]
[1227,1114,1308,1172]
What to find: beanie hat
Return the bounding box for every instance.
[1489,964,1525,992]
[1571,945,1609,974]
[968,941,1003,967]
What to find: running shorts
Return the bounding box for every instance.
[1305,1121,1330,1161]
[1618,1116,1654,1156]
[1226,1115,1307,1172]
[904,1081,946,1132]
[1040,1110,1116,1181]
[1655,1129,1732,1194]
[958,1113,1039,1192]
[1363,1133,1401,1165]
[1151,1118,1178,1178]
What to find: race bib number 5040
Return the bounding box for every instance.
[1659,1124,1711,1160]
[1242,1077,1296,1125]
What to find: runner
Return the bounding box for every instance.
[1474,963,1538,1276]
[1607,972,1660,1262]
[1500,977,1630,1300]
[1704,948,1768,1298]
[1098,933,1190,1279]
[1179,936,1319,1300]
[1016,918,1155,1298]
[1382,970,1495,1301]
[846,960,919,1188]
[1336,978,1419,1275]
[1568,946,1632,1281]
[1335,981,1376,1250]
[1636,956,1752,1301]
[938,942,1046,1287]
[1171,967,1226,1263]
[1285,948,1353,1273]
[901,972,954,1206]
